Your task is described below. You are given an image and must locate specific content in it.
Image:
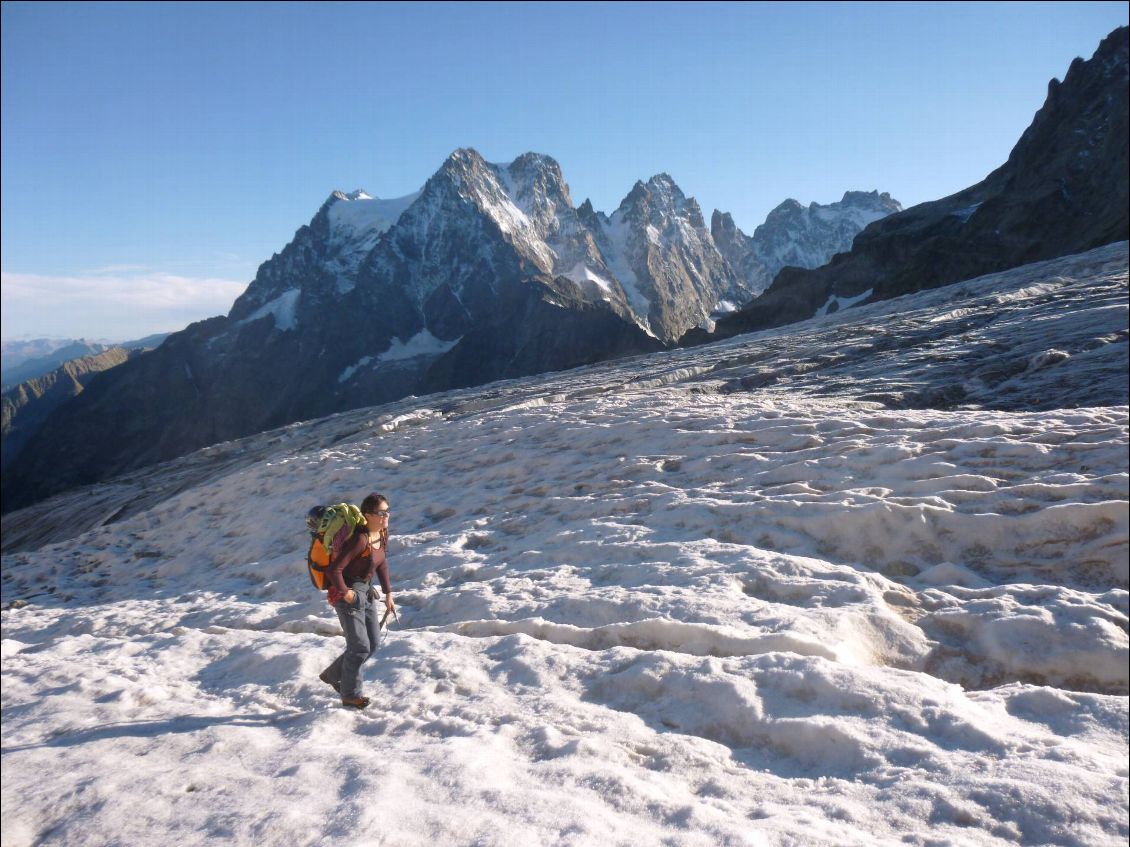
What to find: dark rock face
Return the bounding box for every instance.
[711,210,772,298]
[695,26,1129,344]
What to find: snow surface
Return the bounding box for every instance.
[326,190,420,239]
[2,243,1128,847]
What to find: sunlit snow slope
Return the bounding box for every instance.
[2,243,1127,847]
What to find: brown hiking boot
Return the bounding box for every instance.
[341,696,371,709]
[319,669,340,693]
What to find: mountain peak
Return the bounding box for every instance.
[501,151,570,202]
[330,189,374,204]
[447,147,486,165]
[837,190,902,213]
[620,173,689,216]
[711,209,736,233]
[646,173,687,205]
[776,198,805,213]
[435,148,491,183]
[508,151,563,175]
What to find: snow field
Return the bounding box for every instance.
[3,383,1127,846]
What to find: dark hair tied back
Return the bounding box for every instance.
[361,492,389,549]
[360,493,386,514]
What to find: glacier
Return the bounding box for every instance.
[1,243,1127,847]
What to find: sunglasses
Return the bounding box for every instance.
[365,510,390,518]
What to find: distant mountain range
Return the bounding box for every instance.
[0,157,896,511]
[1,334,168,391]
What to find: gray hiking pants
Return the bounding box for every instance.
[323,581,381,699]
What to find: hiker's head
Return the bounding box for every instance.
[361,493,389,532]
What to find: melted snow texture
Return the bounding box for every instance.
[2,243,1128,847]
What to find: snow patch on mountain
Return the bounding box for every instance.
[337,356,373,384]
[242,288,301,331]
[563,262,614,294]
[379,329,461,363]
[951,203,983,223]
[814,287,874,317]
[326,190,420,236]
[324,189,422,292]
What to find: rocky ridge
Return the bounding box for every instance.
[693,25,1129,343]
[1,347,138,471]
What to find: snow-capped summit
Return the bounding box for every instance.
[228,184,424,322]
[323,188,421,288]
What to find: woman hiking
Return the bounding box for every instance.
[319,492,395,709]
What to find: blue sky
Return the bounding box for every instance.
[2,1,1126,340]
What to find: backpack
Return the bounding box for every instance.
[305,503,367,591]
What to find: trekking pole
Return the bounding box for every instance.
[380,607,400,630]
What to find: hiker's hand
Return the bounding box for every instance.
[344,589,356,605]
[384,594,395,614]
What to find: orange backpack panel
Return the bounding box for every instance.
[308,537,332,590]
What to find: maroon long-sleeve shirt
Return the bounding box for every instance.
[327,529,391,600]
